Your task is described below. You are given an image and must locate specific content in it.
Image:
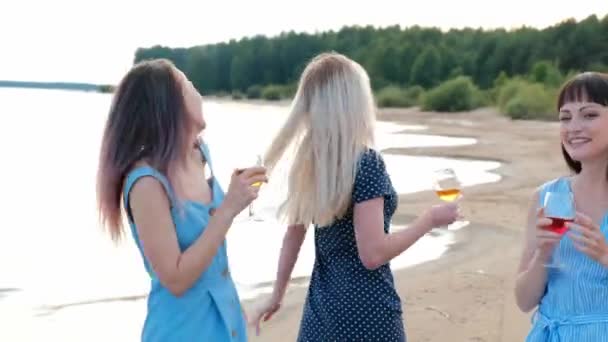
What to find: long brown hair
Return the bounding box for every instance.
[96,59,191,241]
[557,72,608,176]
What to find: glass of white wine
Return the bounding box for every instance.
[247,154,264,221]
[432,168,464,230]
[232,154,265,222]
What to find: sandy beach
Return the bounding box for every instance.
[244,106,565,342]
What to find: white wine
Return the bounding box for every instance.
[252,154,263,187]
[436,188,461,202]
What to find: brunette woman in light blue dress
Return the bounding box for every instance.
[96,59,267,341]
[515,72,608,341]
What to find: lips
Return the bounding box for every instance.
[567,137,591,147]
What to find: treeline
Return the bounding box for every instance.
[134,14,608,119]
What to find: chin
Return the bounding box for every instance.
[568,151,605,163]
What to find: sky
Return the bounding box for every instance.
[1,0,606,84]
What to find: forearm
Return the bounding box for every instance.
[379,215,433,265]
[172,205,235,294]
[273,225,306,298]
[515,250,548,312]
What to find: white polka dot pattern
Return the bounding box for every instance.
[297,149,406,342]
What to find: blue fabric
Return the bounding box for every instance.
[526,177,608,341]
[123,143,246,342]
[298,148,406,342]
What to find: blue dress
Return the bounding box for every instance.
[123,143,247,342]
[298,148,406,342]
[526,177,608,341]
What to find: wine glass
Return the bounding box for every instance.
[542,191,575,268]
[432,168,464,230]
[233,154,265,223]
[247,154,264,221]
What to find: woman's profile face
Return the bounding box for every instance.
[176,70,205,131]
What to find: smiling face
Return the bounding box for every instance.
[557,73,608,172]
[559,101,608,163]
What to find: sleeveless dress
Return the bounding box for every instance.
[526,177,608,341]
[123,143,247,342]
[297,148,406,342]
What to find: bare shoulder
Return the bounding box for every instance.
[126,161,171,209]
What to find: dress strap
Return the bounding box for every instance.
[123,166,175,221]
[199,142,215,177]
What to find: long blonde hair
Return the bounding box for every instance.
[264,52,377,227]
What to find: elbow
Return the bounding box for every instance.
[360,253,384,271]
[166,284,187,298]
[515,297,537,313]
[159,275,190,298]
[514,286,538,313]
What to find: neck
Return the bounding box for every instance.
[574,158,608,194]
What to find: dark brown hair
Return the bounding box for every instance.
[557,72,608,175]
[96,59,191,241]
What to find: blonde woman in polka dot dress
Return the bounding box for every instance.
[250,52,461,341]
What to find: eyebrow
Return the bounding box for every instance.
[560,104,601,113]
[579,105,593,111]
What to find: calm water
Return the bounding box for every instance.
[0,88,500,341]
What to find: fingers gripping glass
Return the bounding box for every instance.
[249,154,264,220]
[542,191,575,268]
[433,168,463,229]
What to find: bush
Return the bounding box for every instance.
[497,78,528,109]
[261,85,283,100]
[587,63,608,73]
[246,85,263,99]
[529,61,563,87]
[420,76,483,112]
[280,83,298,98]
[231,91,244,100]
[376,85,423,108]
[497,79,556,120]
[215,90,229,98]
[97,84,115,93]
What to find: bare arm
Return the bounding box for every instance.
[130,168,266,297]
[514,189,555,313]
[354,198,456,270]
[272,224,306,298]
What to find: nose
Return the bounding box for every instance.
[565,117,584,133]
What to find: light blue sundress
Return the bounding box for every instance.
[123,143,247,341]
[526,177,608,341]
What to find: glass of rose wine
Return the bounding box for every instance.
[433,168,463,230]
[542,191,575,268]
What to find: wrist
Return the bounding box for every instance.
[214,205,236,226]
[415,212,435,233]
[600,252,608,268]
[533,248,551,265]
[272,285,286,302]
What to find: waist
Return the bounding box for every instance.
[149,269,236,296]
[534,310,608,327]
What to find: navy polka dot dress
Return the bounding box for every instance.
[297,148,406,342]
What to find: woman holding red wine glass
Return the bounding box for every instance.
[515,72,608,341]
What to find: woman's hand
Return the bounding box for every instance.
[534,208,563,262]
[221,166,267,217]
[568,212,608,267]
[422,202,460,229]
[249,292,282,336]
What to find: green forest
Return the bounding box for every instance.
[134,15,608,120]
